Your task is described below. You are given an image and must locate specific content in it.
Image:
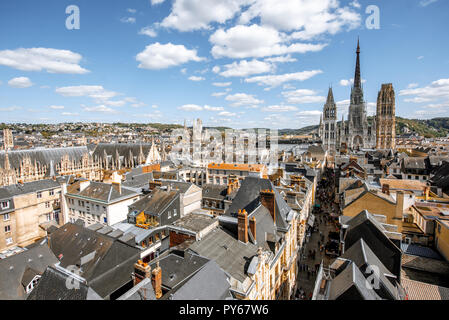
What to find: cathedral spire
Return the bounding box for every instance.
[354,37,362,89]
[326,87,335,105]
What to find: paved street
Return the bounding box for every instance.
[294,169,340,300]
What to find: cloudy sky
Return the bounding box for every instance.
[0,0,448,128]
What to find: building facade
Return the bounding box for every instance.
[376,83,396,150]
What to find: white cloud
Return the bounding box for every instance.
[282,89,326,104]
[245,70,322,87]
[264,55,297,63]
[55,85,119,100]
[212,66,221,73]
[210,24,326,59]
[339,78,366,86]
[127,8,137,14]
[204,105,224,111]
[417,56,424,60]
[160,0,251,31]
[218,111,237,117]
[141,110,163,119]
[138,26,157,37]
[0,48,89,74]
[399,78,449,101]
[218,59,273,78]
[178,104,204,111]
[136,42,205,70]
[62,112,79,116]
[350,0,361,9]
[296,110,322,116]
[212,82,232,87]
[120,17,136,24]
[83,105,118,114]
[420,0,438,7]
[239,0,361,40]
[225,93,264,107]
[8,76,33,88]
[151,0,165,5]
[0,106,22,112]
[212,91,228,97]
[407,83,419,89]
[188,76,205,81]
[49,105,65,110]
[262,105,298,112]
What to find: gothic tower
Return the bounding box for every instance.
[376,83,396,150]
[3,129,14,151]
[322,87,337,151]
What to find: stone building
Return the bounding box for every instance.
[0,146,102,187]
[319,40,377,150]
[376,83,396,150]
[2,129,14,151]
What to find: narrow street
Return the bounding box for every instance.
[294,169,340,300]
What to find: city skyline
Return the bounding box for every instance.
[1,0,449,129]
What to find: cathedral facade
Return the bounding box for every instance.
[319,40,395,151]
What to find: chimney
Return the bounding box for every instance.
[152,261,162,299]
[79,180,90,192]
[395,191,405,221]
[133,260,151,286]
[237,209,248,243]
[424,186,430,200]
[382,184,390,195]
[112,181,121,194]
[249,216,256,239]
[149,180,162,190]
[260,189,276,223]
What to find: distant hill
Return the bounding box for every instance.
[280,117,449,138]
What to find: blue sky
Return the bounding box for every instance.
[0,0,448,129]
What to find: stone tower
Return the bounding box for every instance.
[3,129,13,151]
[376,83,396,150]
[322,87,337,151]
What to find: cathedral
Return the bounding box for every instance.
[319,40,396,151]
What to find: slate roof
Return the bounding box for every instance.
[149,251,209,292]
[342,239,400,300]
[0,243,59,300]
[129,188,179,216]
[122,172,153,189]
[27,266,103,300]
[431,161,449,192]
[401,243,443,260]
[188,227,258,283]
[92,143,153,163]
[329,262,382,300]
[66,181,139,204]
[1,179,60,197]
[117,278,156,300]
[202,184,228,200]
[48,223,141,298]
[0,146,90,175]
[225,177,290,231]
[169,260,231,300]
[343,210,402,280]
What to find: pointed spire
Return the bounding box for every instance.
[354,37,362,89]
[326,87,335,105]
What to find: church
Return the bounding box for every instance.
[319,40,396,152]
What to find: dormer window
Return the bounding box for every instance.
[1,201,9,209]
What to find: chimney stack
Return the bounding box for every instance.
[133,260,151,286]
[249,216,256,240]
[112,181,121,194]
[237,209,248,243]
[382,184,390,195]
[152,261,162,299]
[395,191,405,222]
[424,186,430,200]
[260,189,276,224]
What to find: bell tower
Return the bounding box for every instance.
[376,83,396,150]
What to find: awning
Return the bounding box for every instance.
[307,214,315,227]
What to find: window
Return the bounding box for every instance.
[5,237,13,245]
[45,202,50,208]
[173,209,177,217]
[3,213,10,221]
[104,217,107,223]
[1,201,9,209]
[49,189,54,196]
[4,225,11,233]
[37,192,42,199]
[46,213,52,221]
[168,211,171,219]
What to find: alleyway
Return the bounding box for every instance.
[294,169,340,300]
